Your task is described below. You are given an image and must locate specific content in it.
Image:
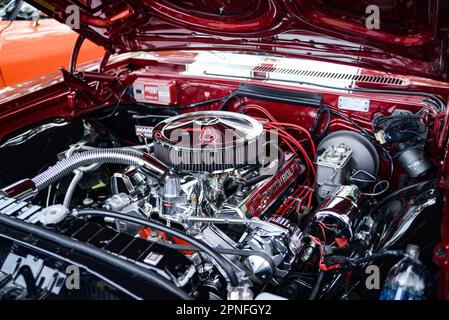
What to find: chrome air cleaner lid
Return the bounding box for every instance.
[153,111,263,172]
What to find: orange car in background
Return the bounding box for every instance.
[0,0,104,88]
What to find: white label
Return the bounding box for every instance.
[135,125,154,138]
[338,96,370,112]
[144,252,163,266]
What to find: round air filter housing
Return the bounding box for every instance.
[153,111,263,172]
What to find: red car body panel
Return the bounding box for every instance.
[25,0,449,80]
[0,18,104,88]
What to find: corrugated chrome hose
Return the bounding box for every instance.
[32,149,166,192]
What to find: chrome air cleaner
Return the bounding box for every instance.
[152,111,263,172]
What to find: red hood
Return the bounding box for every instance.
[26,0,449,81]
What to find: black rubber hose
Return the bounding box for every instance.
[15,265,40,298]
[345,250,414,267]
[74,209,240,287]
[309,270,324,300]
[162,243,279,277]
[369,180,435,216]
[0,215,191,300]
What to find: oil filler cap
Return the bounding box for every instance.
[38,205,69,226]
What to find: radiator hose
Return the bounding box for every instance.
[2,149,168,199]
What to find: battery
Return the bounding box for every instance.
[132,79,177,105]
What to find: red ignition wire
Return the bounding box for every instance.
[243,105,318,211]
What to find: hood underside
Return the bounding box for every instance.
[26,0,449,81]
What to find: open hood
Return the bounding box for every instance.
[26,0,449,80]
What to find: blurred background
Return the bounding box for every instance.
[0,0,103,88]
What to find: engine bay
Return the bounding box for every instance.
[0,71,444,300]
